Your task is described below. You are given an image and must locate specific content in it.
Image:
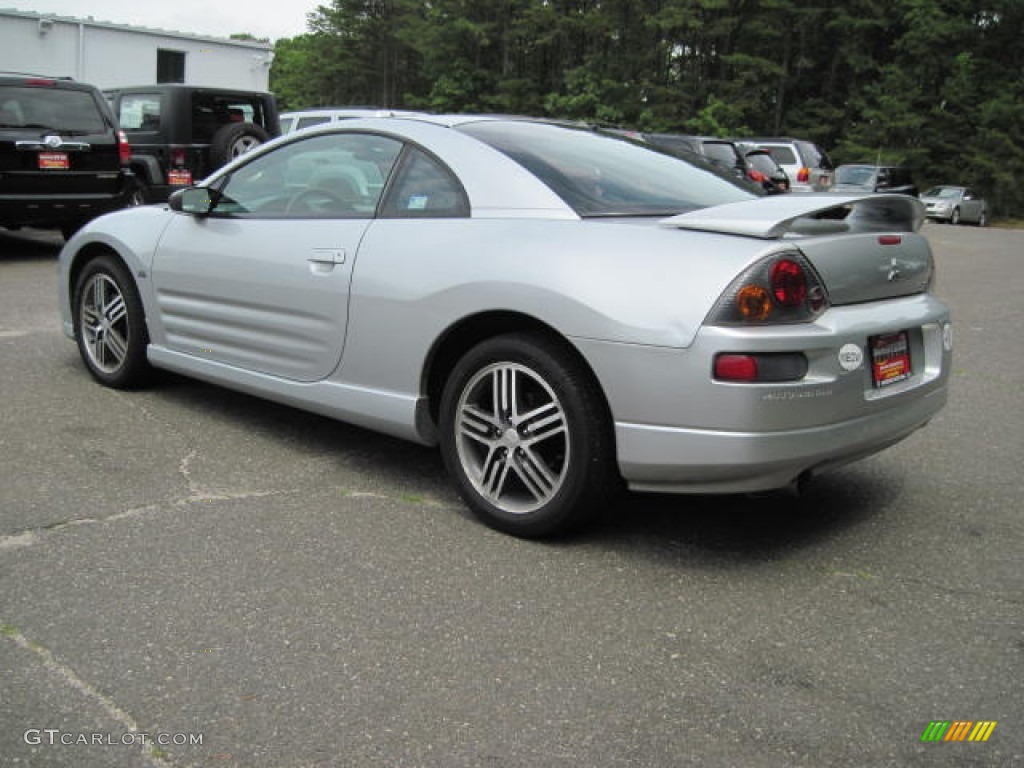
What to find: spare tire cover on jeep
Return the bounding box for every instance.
[209,122,270,168]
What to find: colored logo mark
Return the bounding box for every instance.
[921,721,997,743]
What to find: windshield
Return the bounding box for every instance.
[0,85,107,133]
[746,152,780,175]
[702,141,740,168]
[458,120,755,217]
[797,141,833,170]
[836,166,877,186]
[923,186,962,199]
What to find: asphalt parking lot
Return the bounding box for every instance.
[1,222,1021,768]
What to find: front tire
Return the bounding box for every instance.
[950,207,961,225]
[439,333,616,538]
[72,254,151,388]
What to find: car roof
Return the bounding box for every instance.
[1,73,97,91]
[105,84,273,97]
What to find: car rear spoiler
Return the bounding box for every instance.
[660,193,925,239]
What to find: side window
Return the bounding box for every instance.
[381,148,469,218]
[766,146,797,166]
[117,93,162,131]
[191,93,269,140]
[296,116,331,131]
[210,132,403,219]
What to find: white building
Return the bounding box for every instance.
[0,9,273,91]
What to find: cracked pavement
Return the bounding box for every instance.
[1,226,1021,767]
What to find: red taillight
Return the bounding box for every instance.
[797,167,810,182]
[170,147,187,167]
[878,235,902,246]
[748,170,767,183]
[117,130,131,165]
[715,354,758,382]
[25,78,57,87]
[707,252,829,326]
[714,353,809,383]
[770,259,808,307]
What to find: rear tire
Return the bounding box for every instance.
[976,209,988,227]
[439,333,615,538]
[128,180,149,206]
[950,207,961,225]
[72,254,151,389]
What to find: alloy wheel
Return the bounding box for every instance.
[79,273,130,375]
[454,362,570,515]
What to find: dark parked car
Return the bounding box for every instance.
[745,137,833,193]
[1,72,139,239]
[736,144,790,194]
[640,134,748,179]
[104,84,280,202]
[833,164,918,196]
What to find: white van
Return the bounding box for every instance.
[279,108,425,134]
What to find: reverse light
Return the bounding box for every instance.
[707,251,829,326]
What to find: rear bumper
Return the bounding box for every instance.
[573,293,951,495]
[0,183,135,228]
[616,383,946,493]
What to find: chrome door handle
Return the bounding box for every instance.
[307,248,346,266]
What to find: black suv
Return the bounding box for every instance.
[1,72,138,239]
[104,84,280,202]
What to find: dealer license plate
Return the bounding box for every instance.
[168,169,193,186]
[38,152,69,170]
[870,331,912,388]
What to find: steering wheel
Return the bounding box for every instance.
[285,188,348,214]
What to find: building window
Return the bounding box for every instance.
[157,49,186,83]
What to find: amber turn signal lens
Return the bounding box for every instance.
[735,284,772,321]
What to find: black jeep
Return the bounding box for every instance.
[1,72,139,240]
[104,84,280,202]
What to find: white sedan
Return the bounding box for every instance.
[58,116,952,537]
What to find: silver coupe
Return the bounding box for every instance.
[57,117,952,537]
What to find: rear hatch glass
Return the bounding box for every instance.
[0,84,119,194]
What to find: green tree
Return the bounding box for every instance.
[268,0,1024,216]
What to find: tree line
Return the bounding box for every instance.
[269,0,1024,217]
